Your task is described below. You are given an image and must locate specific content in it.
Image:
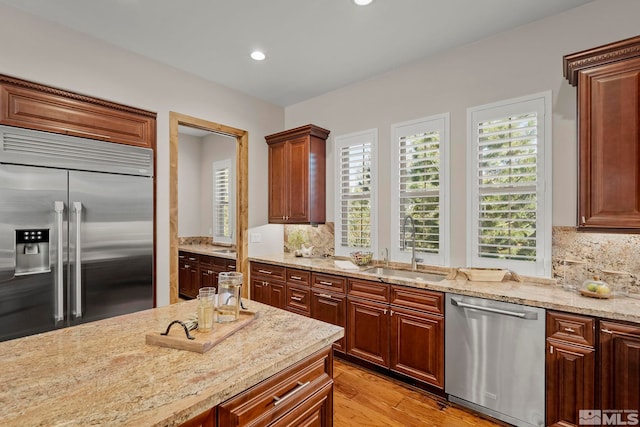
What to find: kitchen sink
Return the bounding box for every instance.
[213,249,236,254]
[363,267,446,282]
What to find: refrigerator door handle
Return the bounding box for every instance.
[73,202,83,319]
[54,201,65,322]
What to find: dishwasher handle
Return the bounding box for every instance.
[450,297,538,320]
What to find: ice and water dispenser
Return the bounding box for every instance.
[15,229,50,275]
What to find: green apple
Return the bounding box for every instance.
[587,282,598,292]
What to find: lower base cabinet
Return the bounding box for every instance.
[546,312,640,427]
[179,347,333,427]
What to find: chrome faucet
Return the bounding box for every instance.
[402,215,423,271]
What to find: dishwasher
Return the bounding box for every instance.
[445,293,545,427]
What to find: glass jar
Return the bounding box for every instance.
[559,259,586,291]
[217,272,243,323]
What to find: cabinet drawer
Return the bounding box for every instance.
[286,284,311,316]
[251,262,286,281]
[348,278,389,302]
[312,273,347,294]
[547,311,595,347]
[287,268,311,287]
[199,255,227,269]
[390,285,444,315]
[217,348,332,427]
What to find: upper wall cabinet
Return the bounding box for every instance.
[564,36,640,232]
[265,124,329,224]
[0,74,156,148]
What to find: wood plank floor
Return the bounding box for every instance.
[333,358,502,427]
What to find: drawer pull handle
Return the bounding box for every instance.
[189,257,197,261]
[273,381,310,407]
[564,327,575,333]
[318,293,332,300]
[291,275,302,280]
[291,296,303,301]
[601,328,613,334]
[319,281,333,286]
[258,269,273,275]
[228,265,236,269]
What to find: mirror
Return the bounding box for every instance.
[169,112,248,304]
[177,125,236,244]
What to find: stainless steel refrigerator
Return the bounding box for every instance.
[0,125,154,342]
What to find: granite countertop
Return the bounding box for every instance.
[0,300,343,427]
[179,243,236,260]
[250,253,640,324]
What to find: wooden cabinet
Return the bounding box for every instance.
[311,272,347,353]
[217,347,333,427]
[265,124,329,224]
[389,286,444,389]
[286,268,312,316]
[564,36,640,231]
[0,74,156,148]
[178,408,215,427]
[347,297,389,367]
[178,252,200,299]
[599,320,640,414]
[345,278,445,389]
[546,311,596,427]
[179,251,237,299]
[250,262,287,309]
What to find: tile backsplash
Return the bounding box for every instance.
[552,226,639,293]
[280,224,639,294]
[283,223,335,257]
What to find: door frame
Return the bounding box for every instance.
[169,112,248,303]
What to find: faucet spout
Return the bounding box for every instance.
[402,215,422,271]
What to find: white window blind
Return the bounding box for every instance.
[391,114,449,266]
[334,129,377,257]
[212,159,234,244]
[467,92,551,277]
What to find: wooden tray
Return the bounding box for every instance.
[146,310,259,353]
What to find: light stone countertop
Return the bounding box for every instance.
[250,253,640,324]
[179,243,236,259]
[0,300,343,427]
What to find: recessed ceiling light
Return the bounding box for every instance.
[353,0,373,5]
[250,51,266,61]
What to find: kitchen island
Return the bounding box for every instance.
[0,299,343,426]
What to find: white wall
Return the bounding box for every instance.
[0,4,284,306]
[177,134,203,237]
[285,0,640,267]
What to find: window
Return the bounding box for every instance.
[334,129,377,257]
[467,91,551,277]
[212,159,234,244]
[391,114,449,266]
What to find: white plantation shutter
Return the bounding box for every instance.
[213,159,234,243]
[467,92,551,277]
[391,114,449,266]
[334,129,377,256]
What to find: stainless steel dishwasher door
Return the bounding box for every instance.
[445,294,546,427]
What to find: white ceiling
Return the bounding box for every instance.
[0,0,593,107]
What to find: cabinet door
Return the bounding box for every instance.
[269,282,287,310]
[251,278,270,305]
[346,297,389,368]
[268,141,288,223]
[287,136,310,223]
[600,320,640,413]
[390,307,444,389]
[178,408,215,427]
[546,339,595,427]
[578,57,640,230]
[311,291,346,352]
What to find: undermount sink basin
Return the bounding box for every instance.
[363,267,446,282]
[213,249,236,254]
